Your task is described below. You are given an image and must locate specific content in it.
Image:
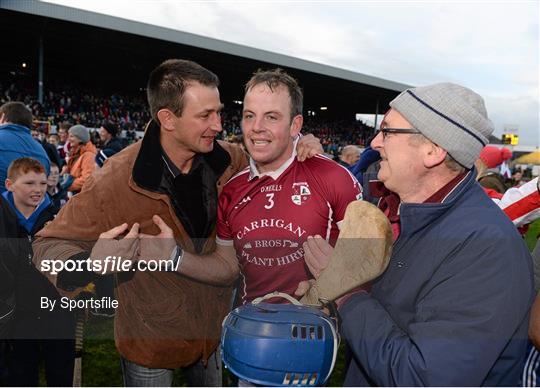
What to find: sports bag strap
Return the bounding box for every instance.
[252,291,302,306]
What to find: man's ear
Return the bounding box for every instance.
[290,115,303,138]
[157,109,176,132]
[5,178,13,192]
[424,142,447,168]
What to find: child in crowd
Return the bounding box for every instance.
[0,157,75,386]
[46,162,68,209]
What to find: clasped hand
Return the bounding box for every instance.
[90,215,176,274]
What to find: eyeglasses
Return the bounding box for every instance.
[377,127,421,139]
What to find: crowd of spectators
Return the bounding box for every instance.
[302,116,374,154]
[1,82,376,157]
[2,82,149,135]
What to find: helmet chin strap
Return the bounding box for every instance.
[251,291,302,306]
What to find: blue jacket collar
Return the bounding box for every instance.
[0,123,31,133]
[397,168,476,238]
[1,191,51,234]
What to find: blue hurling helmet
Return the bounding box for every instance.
[221,292,338,387]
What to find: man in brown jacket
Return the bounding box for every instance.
[32,59,321,386]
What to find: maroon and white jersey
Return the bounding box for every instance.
[217,152,362,304]
[498,177,540,227]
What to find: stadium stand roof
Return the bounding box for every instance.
[1,0,410,118]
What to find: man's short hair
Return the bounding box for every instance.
[7,157,46,180]
[147,59,220,123]
[409,133,465,173]
[245,68,303,119]
[58,121,71,131]
[0,102,33,129]
[101,122,118,137]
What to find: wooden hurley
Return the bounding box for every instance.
[300,200,393,306]
[72,309,85,387]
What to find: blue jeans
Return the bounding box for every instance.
[121,351,221,387]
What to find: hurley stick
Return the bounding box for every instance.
[72,284,94,387]
[300,201,393,306]
[72,308,84,387]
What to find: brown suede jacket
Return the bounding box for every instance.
[32,121,247,369]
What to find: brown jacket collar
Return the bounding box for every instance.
[132,120,231,192]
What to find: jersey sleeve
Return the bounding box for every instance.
[323,161,363,225]
[216,188,234,246]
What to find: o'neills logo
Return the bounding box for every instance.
[291,182,311,205]
[236,219,306,240]
[234,195,252,210]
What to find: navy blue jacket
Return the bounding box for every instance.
[340,170,534,386]
[0,124,51,192]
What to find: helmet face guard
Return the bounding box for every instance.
[221,292,338,386]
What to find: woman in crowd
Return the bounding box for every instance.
[61,124,96,194]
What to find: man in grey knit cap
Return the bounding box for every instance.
[303,83,534,385]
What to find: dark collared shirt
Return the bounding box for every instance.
[160,149,219,253]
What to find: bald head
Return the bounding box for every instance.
[340,145,360,166]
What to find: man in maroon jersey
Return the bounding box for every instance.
[215,69,363,304]
[164,68,362,304]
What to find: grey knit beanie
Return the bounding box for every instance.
[389,83,494,169]
[68,124,90,144]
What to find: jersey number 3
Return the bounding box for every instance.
[264,193,275,209]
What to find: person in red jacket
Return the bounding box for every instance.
[476,145,512,194]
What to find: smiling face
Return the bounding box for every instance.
[242,83,302,173]
[160,82,223,157]
[99,127,112,143]
[6,171,48,215]
[47,164,60,188]
[58,128,67,143]
[371,108,425,196]
[68,132,81,147]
